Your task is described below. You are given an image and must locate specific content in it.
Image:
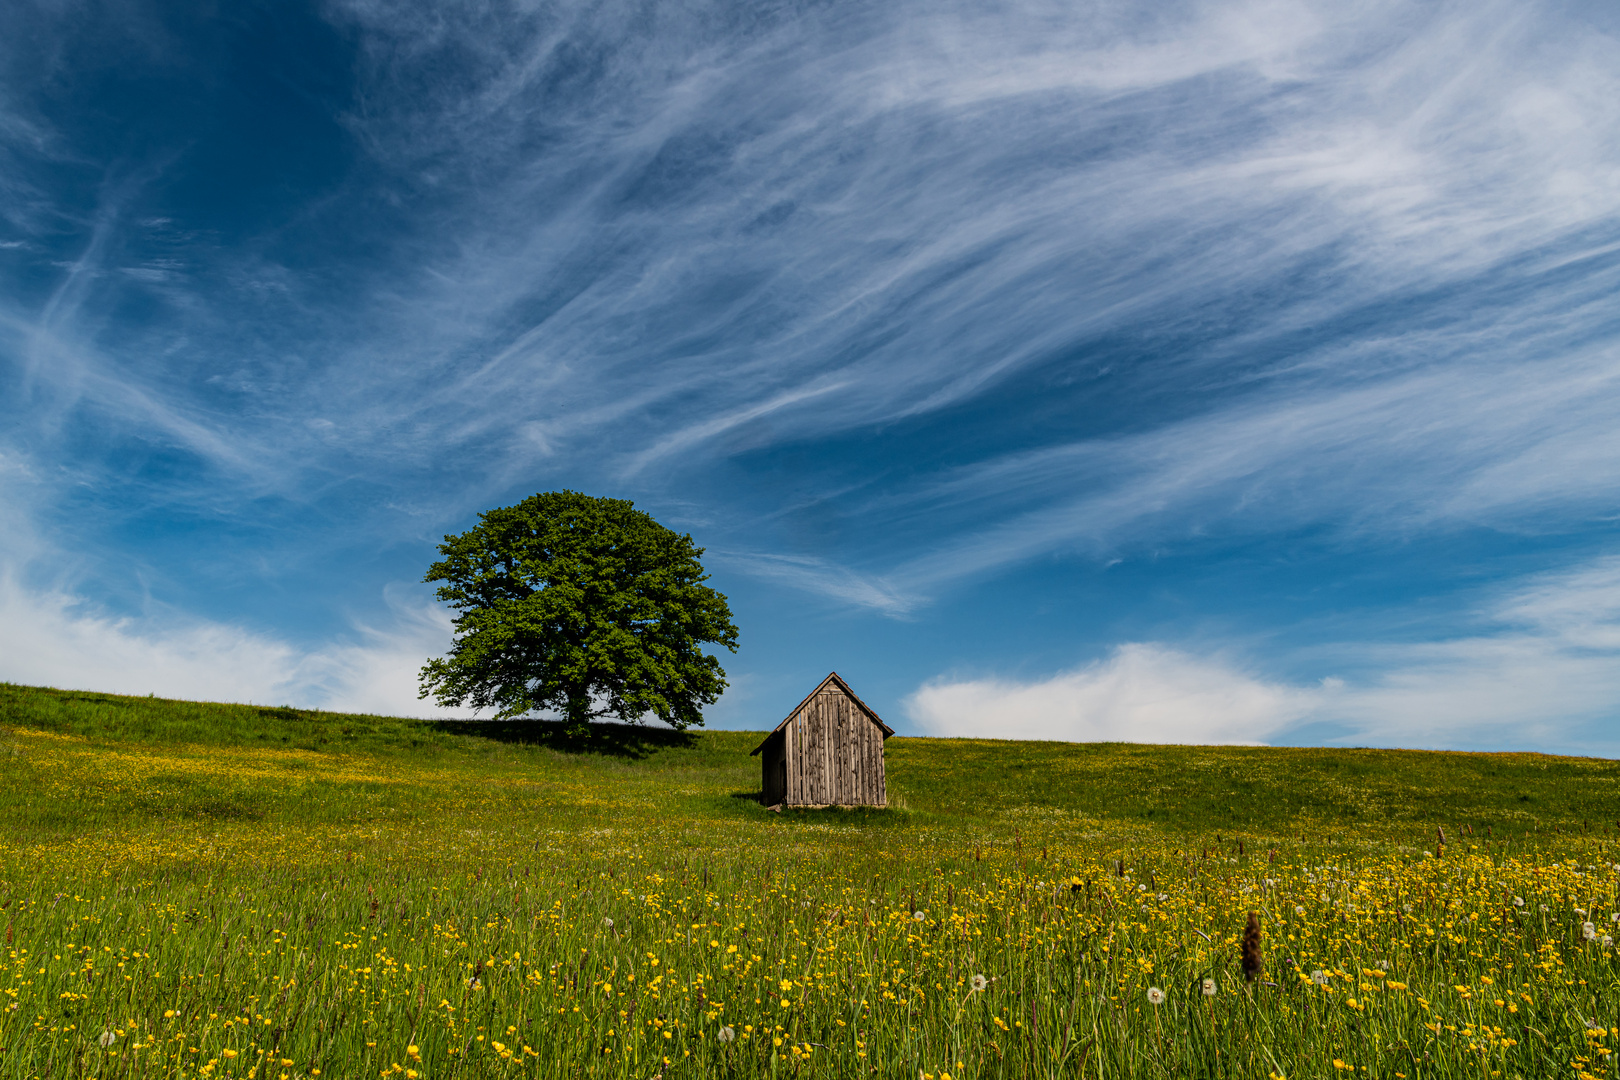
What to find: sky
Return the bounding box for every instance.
[4,0,1620,753]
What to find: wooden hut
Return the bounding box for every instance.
[751,672,894,807]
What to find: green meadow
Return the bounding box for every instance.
[4,682,1620,1080]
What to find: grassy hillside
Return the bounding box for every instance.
[3,681,1614,845]
[5,681,1620,1080]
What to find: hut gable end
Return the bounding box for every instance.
[751,672,891,808]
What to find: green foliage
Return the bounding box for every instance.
[418,491,739,730]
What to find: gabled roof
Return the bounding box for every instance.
[750,671,894,756]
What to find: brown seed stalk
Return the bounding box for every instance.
[1241,911,1263,982]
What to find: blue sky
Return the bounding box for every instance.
[4,0,1620,752]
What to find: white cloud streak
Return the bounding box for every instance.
[3,0,1620,740]
[908,556,1620,753]
[282,0,1620,490]
[0,573,303,705]
[0,462,464,714]
[879,334,1620,603]
[283,0,1620,608]
[907,643,1314,744]
[0,575,470,717]
[6,0,1620,530]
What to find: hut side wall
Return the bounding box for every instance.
[760,734,788,806]
[783,687,886,807]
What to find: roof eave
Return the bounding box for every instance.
[749,728,783,757]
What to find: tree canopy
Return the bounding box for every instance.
[418,491,738,731]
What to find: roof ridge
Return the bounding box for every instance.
[748,672,894,755]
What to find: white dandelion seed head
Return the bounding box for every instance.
[1540,905,1549,912]
[1611,912,1619,924]
[98,1031,117,1047]
[1378,960,1390,971]
[603,918,614,928]
[1146,987,1165,1005]
[1513,897,1525,907]
[1583,922,1597,940]
[914,910,925,921]
[971,974,988,992]
[717,1026,735,1043]
[1604,936,1614,948]
[1295,906,1306,916]
[1576,908,1587,916]
[1311,970,1329,986]
[1202,978,1217,996]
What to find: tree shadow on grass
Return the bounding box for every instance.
[428,718,697,760]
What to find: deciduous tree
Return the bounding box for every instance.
[419,491,738,732]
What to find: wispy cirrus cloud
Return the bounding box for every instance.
[8,0,1619,514]
[283,0,1620,490]
[876,331,1620,605]
[1,0,1619,738]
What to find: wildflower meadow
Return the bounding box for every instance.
[4,683,1620,1079]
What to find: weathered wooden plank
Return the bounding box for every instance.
[811,696,824,803]
[843,707,852,806]
[869,721,880,805]
[856,702,866,803]
[770,676,888,807]
[811,696,825,803]
[861,717,872,806]
[851,711,862,805]
[831,693,841,802]
[832,695,841,804]
[829,694,840,803]
[825,698,834,806]
[804,700,813,802]
[851,701,860,803]
[793,712,803,803]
